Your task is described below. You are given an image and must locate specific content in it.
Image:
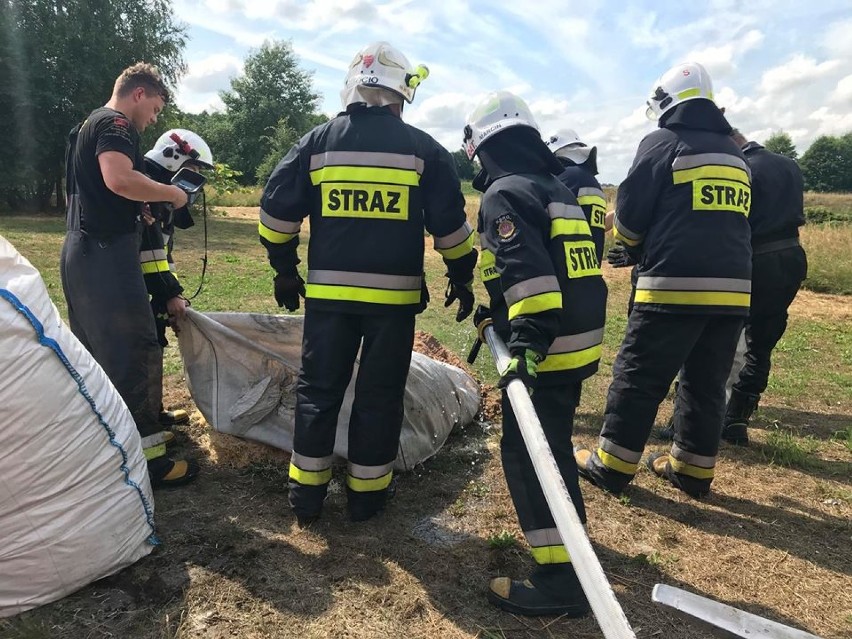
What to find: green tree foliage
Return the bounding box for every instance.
[451,149,477,180]
[207,41,321,185]
[0,0,186,210]
[763,131,798,160]
[800,133,852,192]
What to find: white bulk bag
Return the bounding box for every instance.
[0,235,155,618]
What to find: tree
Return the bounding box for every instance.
[799,133,852,192]
[212,41,321,185]
[451,149,477,181]
[255,112,329,185]
[0,0,186,210]
[763,131,798,159]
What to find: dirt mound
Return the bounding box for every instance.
[412,330,468,370]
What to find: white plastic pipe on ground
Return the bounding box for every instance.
[483,325,636,639]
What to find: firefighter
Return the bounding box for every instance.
[722,128,807,445]
[464,91,607,617]
[546,130,607,265]
[574,62,752,499]
[61,63,199,488]
[259,42,477,524]
[141,129,215,428]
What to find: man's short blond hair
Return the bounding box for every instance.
[114,62,170,104]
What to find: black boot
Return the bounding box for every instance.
[488,564,590,617]
[722,390,759,446]
[656,380,678,441]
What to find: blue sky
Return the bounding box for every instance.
[172,0,852,184]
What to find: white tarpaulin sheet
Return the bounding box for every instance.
[0,235,155,618]
[178,310,481,471]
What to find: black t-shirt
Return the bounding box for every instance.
[71,107,144,237]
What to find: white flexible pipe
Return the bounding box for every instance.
[484,325,636,639]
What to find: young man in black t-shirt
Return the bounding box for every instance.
[62,63,198,488]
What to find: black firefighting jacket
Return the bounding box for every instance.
[555,158,607,265]
[742,142,805,249]
[613,100,752,315]
[475,128,608,385]
[139,159,184,304]
[260,104,477,315]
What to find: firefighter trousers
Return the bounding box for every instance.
[288,307,415,521]
[501,383,586,570]
[732,246,807,397]
[60,230,163,439]
[593,309,743,493]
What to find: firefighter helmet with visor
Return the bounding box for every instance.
[645,61,715,120]
[463,91,539,160]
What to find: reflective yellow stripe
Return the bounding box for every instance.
[289,462,332,486]
[672,165,750,185]
[259,221,298,244]
[143,443,167,461]
[612,226,641,247]
[597,448,639,475]
[141,260,170,274]
[309,166,420,186]
[634,290,750,307]
[530,545,570,565]
[576,195,607,208]
[507,292,562,320]
[305,283,420,305]
[677,88,702,100]
[435,230,476,259]
[669,458,715,480]
[346,471,393,492]
[538,344,601,373]
[479,249,498,282]
[550,218,590,238]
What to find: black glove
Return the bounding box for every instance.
[444,280,474,322]
[606,243,637,268]
[274,272,306,311]
[473,304,493,339]
[498,349,544,396]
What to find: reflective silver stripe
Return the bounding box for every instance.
[613,216,642,241]
[291,452,334,471]
[140,432,166,448]
[671,444,715,469]
[433,221,473,249]
[140,249,167,263]
[577,187,605,199]
[637,276,751,293]
[672,153,750,173]
[599,437,643,463]
[547,202,585,220]
[308,269,422,291]
[548,328,605,354]
[260,209,302,233]
[348,461,394,479]
[503,275,561,307]
[309,151,425,174]
[162,233,171,245]
[525,528,562,547]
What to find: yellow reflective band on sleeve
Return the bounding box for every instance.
[538,344,602,373]
[288,462,332,486]
[550,218,591,238]
[530,545,570,565]
[597,448,639,475]
[693,180,751,215]
[143,442,167,461]
[577,195,607,208]
[346,471,393,492]
[141,260,171,274]
[305,283,421,305]
[258,221,298,244]
[612,226,641,247]
[672,165,750,185]
[435,230,476,259]
[479,249,499,282]
[634,290,751,307]
[320,183,409,221]
[564,240,601,278]
[507,292,562,320]
[669,458,715,480]
[310,165,421,186]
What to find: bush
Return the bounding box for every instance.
[804,206,843,224]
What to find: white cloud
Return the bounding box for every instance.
[180,53,243,92]
[830,74,852,106]
[758,54,841,95]
[684,29,764,78]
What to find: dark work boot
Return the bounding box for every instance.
[656,380,678,441]
[721,390,760,446]
[646,452,711,499]
[488,564,590,617]
[159,405,189,427]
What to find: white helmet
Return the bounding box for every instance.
[145,129,214,173]
[645,61,715,120]
[546,129,595,165]
[463,91,538,160]
[340,41,429,107]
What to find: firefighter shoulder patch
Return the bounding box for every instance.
[496,214,517,242]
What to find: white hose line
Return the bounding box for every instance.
[484,326,636,639]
